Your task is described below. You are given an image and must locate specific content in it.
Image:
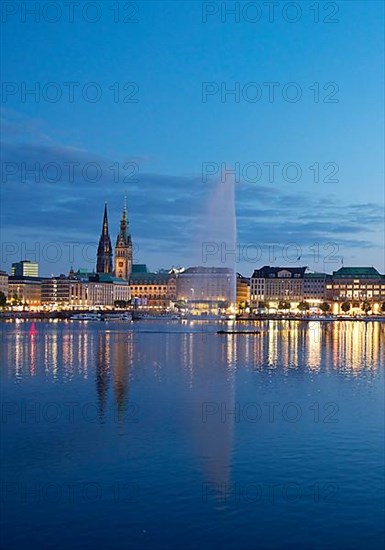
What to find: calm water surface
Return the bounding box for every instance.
[1,320,384,549]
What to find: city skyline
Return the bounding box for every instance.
[1,191,384,278]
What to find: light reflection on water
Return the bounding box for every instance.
[3,320,383,381]
[1,320,384,549]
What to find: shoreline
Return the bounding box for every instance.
[1,312,385,322]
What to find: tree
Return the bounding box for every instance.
[278,301,291,311]
[11,294,22,307]
[0,291,6,307]
[319,302,331,313]
[239,300,249,312]
[361,301,371,314]
[258,301,267,309]
[298,301,310,312]
[341,302,351,313]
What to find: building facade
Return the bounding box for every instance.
[41,276,70,306]
[92,274,130,305]
[68,274,130,309]
[130,268,176,309]
[250,266,306,307]
[176,267,234,312]
[40,273,130,309]
[8,277,42,307]
[11,260,39,277]
[0,270,9,298]
[69,281,89,308]
[326,267,385,313]
[303,272,330,303]
[236,273,250,309]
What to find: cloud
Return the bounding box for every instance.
[1,128,384,275]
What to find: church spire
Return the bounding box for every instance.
[96,203,113,274]
[117,196,130,243]
[114,196,133,280]
[102,202,109,235]
[123,195,127,219]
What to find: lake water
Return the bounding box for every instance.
[1,320,384,549]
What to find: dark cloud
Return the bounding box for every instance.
[1,135,384,275]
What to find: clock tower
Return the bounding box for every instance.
[114,197,132,280]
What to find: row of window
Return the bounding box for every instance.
[328,284,384,289]
[263,273,301,278]
[336,291,383,297]
[135,295,175,300]
[131,286,168,291]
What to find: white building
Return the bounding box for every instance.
[0,270,9,298]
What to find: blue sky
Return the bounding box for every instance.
[1,0,384,276]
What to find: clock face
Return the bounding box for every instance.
[119,261,124,267]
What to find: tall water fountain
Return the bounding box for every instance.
[193,169,237,314]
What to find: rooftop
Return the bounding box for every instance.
[180,266,234,275]
[132,264,149,274]
[252,266,307,278]
[91,274,129,284]
[12,260,38,265]
[9,276,42,283]
[304,272,330,279]
[332,267,383,279]
[130,272,171,283]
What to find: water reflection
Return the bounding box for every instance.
[96,333,111,420]
[2,321,384,381]
[186,351,235,491]
[1,320,384,513]
[113,332,134,421]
